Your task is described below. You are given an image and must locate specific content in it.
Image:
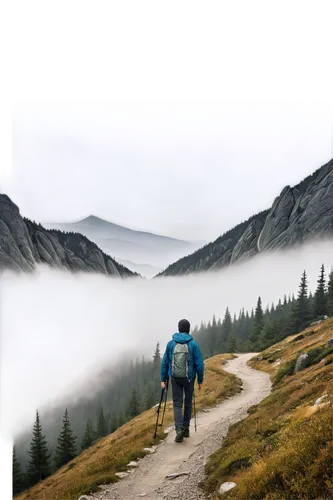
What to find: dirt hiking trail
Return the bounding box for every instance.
[85,353,271,500]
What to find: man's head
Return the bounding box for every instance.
[178,318,190,333]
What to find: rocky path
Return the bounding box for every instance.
[84,353,271,500]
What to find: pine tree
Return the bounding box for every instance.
[153,342,161,365]
[244,310,251,337]
[144,381,156,410]
[219,307,232,351]
[205,317,216,356]
[13,446,24,495]
[327,270,333,316]
[54,408,77,469]
[211,314,220,354]
[314,264,327,317]
[260,320,278,349]
[235,309,246,350]
[308,291,315,316]
[81,419,94,451]
[228,336,237,353]
[128,388,140,418]
[27,410,51,485]
[249,297,264,347]
[118,410,126,427]
[292,270,311,332]
[110,411,118,433]
[97,407,108,438]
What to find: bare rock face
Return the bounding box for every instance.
[0,194,136,278]
[0,196,37,271]
[230,218,266,264]
[257,186,297,251]
[160,159,333,276]
[208,240,233,269]
[258,161,333,251]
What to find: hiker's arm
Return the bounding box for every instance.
[194,343,204,385]
[161,344,170,384]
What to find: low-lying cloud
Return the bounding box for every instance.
[1,240,332,439]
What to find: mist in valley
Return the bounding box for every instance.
[1,240,332,442]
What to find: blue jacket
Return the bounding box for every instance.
[161,332,204,384]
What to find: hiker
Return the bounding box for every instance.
[161,318,204,443]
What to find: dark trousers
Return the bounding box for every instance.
[171,377,194,430]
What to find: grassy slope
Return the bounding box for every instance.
[203,318,333,500]
[16,354,242,500]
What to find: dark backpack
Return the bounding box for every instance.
[172,342,189,378]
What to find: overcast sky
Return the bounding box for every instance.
[5,101,332,241]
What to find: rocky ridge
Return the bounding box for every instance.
[159,159,333,276]
[0,194,136,277]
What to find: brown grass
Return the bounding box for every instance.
[15,353,241,500]
[202,318,333,500]
[249,318,333,377]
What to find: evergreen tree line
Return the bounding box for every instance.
[13,265,332,494]
[193,264,333,357]
[13,343,162,495]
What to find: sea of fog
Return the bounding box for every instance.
[0,240,332,439]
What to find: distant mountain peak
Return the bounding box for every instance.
[82,215,101,221]
[78,215,107,224]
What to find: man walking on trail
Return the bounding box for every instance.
[161,319,204,443]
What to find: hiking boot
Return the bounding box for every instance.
[183,427,190,438]
[175,428,184,443]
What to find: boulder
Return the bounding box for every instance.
[115,472,129,478]
[294,354,309,374]
[219,482,237,494]
[127,461,139,467]
[143,446,157,453]
[314,394,328,406]
[328,338,333,347]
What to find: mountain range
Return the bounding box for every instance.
[158,158,333,276]
[44,216,203,278]
[1,158,332,278]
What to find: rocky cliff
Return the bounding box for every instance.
[159,159,333,276]
[0,194,136,277]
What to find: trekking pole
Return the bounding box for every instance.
[153,386,165,438]
[160,379,169,427]
[193,390,197,432]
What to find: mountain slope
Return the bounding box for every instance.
[14,354,241,500]
[116,259,163,278]
[159,159,333,276]
[0,194,136,277]
[46,215,191,247]
[45,216,203,277]
[203,318,333,500]
[13,321,333,500]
